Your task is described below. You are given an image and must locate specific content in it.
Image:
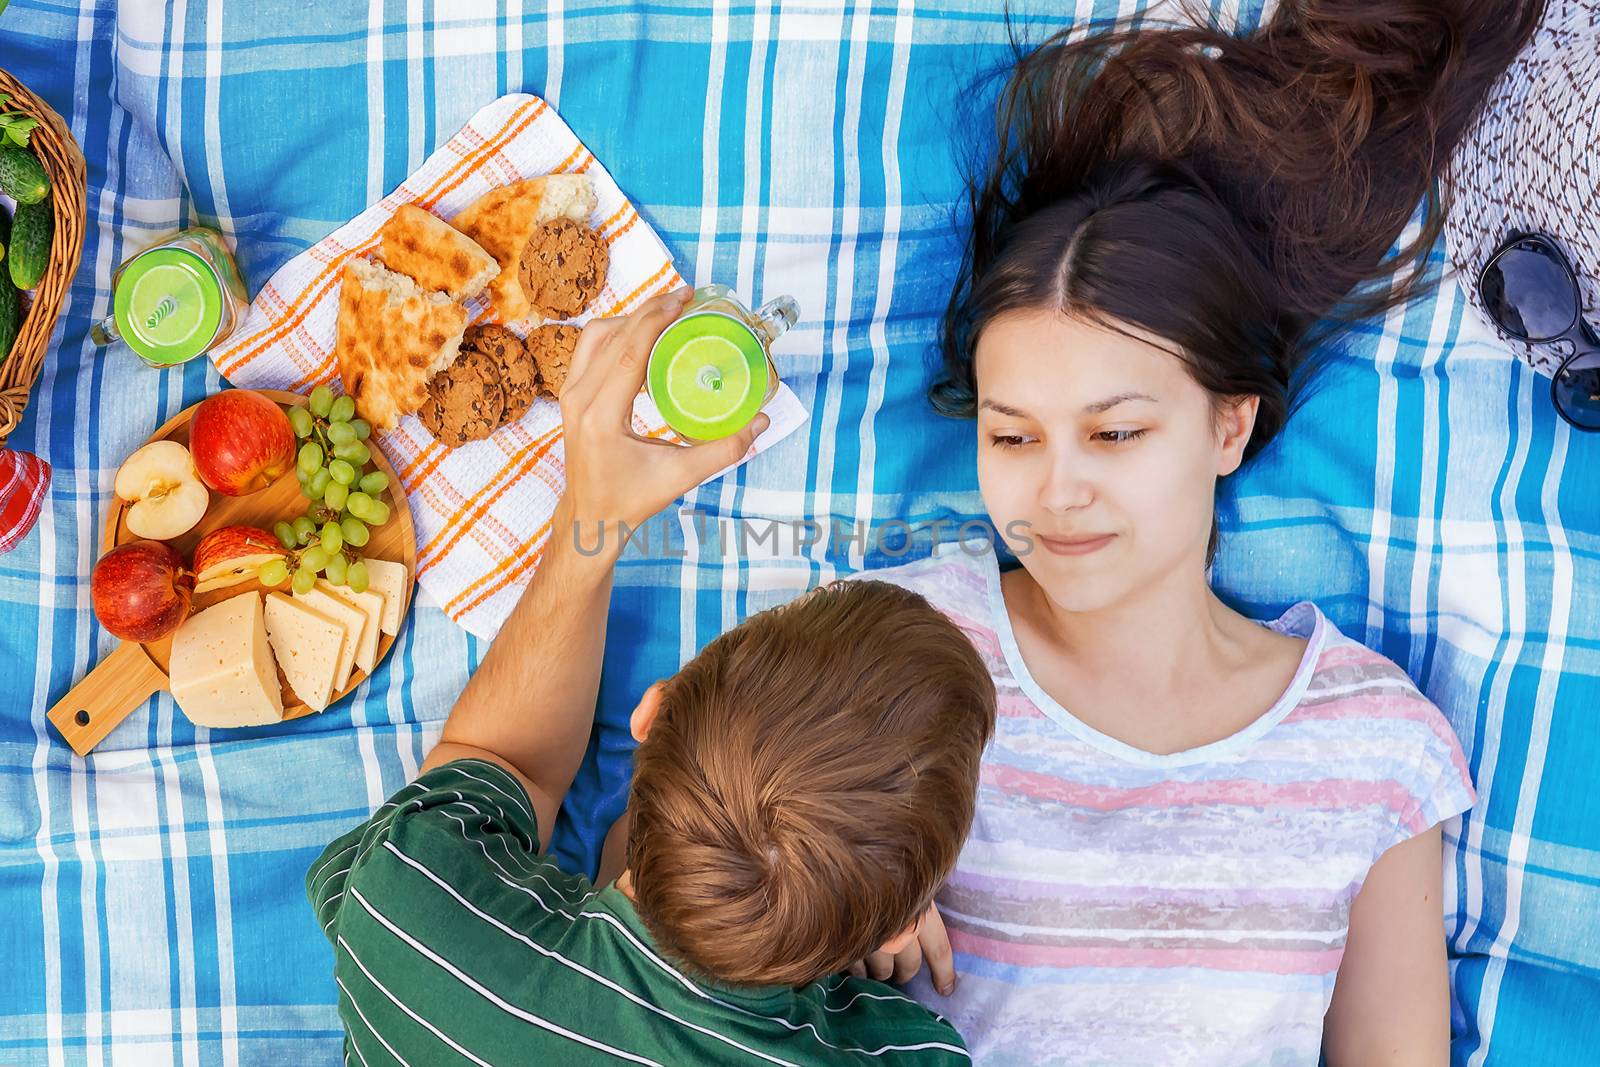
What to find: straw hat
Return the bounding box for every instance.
[1443,1,1600,375]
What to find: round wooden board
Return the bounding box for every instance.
[104,389,417,720]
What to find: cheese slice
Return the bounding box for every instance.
[263,593,345,712]
[169,593,284,728]
[316,580,383,675]
[362,558,408,636]
[292,586,366,689]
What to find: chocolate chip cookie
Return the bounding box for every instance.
[418,346,506,448]
[463,323,540,424]
[527,324,583,399]
[519,218,609,319]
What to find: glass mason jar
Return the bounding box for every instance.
[90,227,250,368]
[645,284,798,442]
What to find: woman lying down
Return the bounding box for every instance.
[849,0,1542,1063]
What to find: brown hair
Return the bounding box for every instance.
[625,579,997,987]
[935,0,1544,456]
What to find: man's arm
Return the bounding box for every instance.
[420,496,618,850]
[418,288,767,851]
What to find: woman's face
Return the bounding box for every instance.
[974,308,1256,614]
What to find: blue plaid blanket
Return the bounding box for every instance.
[3,1,1597,1064]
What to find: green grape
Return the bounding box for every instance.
[351,419,371,441]
[366,499,391,526]
[297,442,323,476]
[332,440,366,464]
[329,395,356,423]
[324,481,348,511]
[274,521,297,550]
[347,558,369,594]
[300,545,330,573]
[291,566,317,595]
[340,516,370,547]
[295,468,309,489]
[309,468,331,496]
[329,459,356,486]
[258,559,289,587]
[323,552,348,586]
[348,442,371,466]
[309,384,334,418]
[327,421,357,446]
[291,516,317,544]
[345,491,374,521]
[358,471,389,495]
[288,406,315,438]
[321,521,344,554]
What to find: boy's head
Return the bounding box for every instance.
[624,578,997,988]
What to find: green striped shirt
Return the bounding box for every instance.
[307,759,970,1065]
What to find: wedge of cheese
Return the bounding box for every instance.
[317,580,383,675]
[263,593,345,712]
[292,585,367,690]
[362,558,408,636]
[169,593,284,728]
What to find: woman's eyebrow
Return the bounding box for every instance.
[1082,391,1157,414]
[981,392,1157,418]
[979,399,1031,418]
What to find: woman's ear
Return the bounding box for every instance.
[1216,395,1260,477]
[629,682,666,743]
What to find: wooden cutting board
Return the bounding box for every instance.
[46,389,417,755]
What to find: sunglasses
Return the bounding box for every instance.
[1478,232,1600,431]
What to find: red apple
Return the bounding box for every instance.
[193,524,287,593]
[91,540,195,642]
[189,389,295,496]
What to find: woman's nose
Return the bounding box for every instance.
[1040,463,1094,514]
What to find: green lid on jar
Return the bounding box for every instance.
[113,248,223,366]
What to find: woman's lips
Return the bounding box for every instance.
[1035,533,1116,556]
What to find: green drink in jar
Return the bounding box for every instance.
[646,285,797,442]
[91,227,249,368]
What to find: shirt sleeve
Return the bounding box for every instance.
[1383,701,1477,856]
[306,758,550,940]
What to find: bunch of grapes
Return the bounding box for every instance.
[258,384,393,595]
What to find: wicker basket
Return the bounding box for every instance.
[0,68,86,447]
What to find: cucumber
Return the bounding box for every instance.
[0,144,48,204]
[0,203,9,263]
[8,199,50,291]
[0,274,18,365]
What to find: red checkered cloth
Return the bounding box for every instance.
[0,449,49,554]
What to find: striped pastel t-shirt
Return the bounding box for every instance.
[307,758,970,1066]
[863,541,1475,1066]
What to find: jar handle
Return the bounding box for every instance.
[753,295,799,346]
[89,312,121,347]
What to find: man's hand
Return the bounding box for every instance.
[847,904,958,996]
[559,286,770,535]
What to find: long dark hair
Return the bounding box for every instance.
[935,0,1545,461]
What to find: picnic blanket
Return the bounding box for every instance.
[2,1,1598,1065]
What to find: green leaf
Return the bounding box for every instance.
[0,1,10,19]
[0,94,10,109]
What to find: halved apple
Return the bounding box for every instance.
[193,524,289,593]
[115,441,210,541]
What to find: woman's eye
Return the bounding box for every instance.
[1093,428,1147,444]
[989,434,1034,450]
